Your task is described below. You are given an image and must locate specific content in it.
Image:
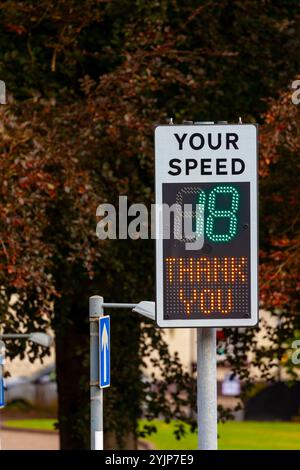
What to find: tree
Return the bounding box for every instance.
[224,86,300,393]
[1,0,300,448]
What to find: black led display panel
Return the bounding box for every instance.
[162,182,250,320]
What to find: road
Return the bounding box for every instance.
[0,429,59,450]
[0,429,151,450]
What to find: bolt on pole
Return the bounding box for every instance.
[89,295,103,450]
[197,327,218,450]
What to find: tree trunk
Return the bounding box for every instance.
[55,293,90,450]
[54,284,139,450]
[105,432,137,450]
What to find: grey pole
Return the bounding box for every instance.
[89,295,103,450]
[0,334,30,339]
[197,328,218,450]
[103,303,137,309]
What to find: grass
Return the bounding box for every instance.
[139,420,300,450]
[4,418,300,449]
[3,419,57,432]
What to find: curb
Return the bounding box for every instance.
[138,439,155,450]
[2,426,58,435]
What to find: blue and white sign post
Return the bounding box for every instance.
[0,340,5,409]
[0,376,4,409]
[89,296,111,451]
[99,316,110,388]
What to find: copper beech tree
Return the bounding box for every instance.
[224,88,300,387]
[0,94,196,448]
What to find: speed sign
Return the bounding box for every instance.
[154,123,258,328]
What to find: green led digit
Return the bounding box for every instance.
[196,189,206,239]
[206,186,239,242]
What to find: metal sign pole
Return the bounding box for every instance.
[89,295,103,450]
[197,327,217,450]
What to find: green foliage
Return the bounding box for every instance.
[4,418,56,431]
[139,420,300,450]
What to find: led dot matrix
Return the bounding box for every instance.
[165,256,247,317]
[163,182,251,320]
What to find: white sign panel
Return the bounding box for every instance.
[155,123,258,328]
